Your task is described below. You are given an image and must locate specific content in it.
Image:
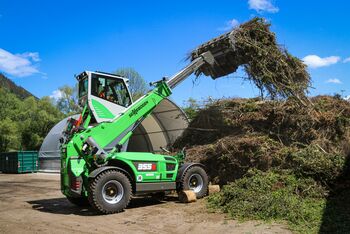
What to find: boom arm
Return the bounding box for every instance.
[72,52,216,163]
[167,51,215,89]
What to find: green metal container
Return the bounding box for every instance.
[0,151,38,173]
[0,153,4,172]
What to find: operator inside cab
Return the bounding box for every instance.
[91,74,131,107]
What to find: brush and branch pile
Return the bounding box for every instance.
[190,17,311,101]
[174,96,350,232]
[174,96,350,186]
[179,17,350,233]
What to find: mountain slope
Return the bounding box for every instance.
[0,73,35,99]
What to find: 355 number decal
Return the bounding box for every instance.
[135,162,157,171]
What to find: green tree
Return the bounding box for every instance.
[0,88,21,120]
[54,85,80,115]
[0,81,64,152]
[19,96,64,150]
[114,68,148,100]
[38,96,65,134]
[183,97,199,119]
[0,118,20,152]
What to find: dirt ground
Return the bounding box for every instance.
[0,173,291,234]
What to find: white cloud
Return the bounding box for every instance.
[218,19,240,31]
[50,89,63,100]
[343,57,350,63]
[302,55,340,68]
[248,0,279,13]
[0,48,41,77]
[21,52,41,62]
[326,78,342,84]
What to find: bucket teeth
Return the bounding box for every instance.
[191,30,241,79]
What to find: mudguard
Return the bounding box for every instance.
[88,166,132,182]
[176,163,206,182]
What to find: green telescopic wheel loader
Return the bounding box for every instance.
[60,31,238,214]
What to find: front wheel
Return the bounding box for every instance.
[88,170,132,214]
[179,166,209,198]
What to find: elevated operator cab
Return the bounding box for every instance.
[77,71,133,123]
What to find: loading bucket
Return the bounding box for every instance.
[191,30,243,79]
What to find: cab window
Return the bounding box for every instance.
[78,78,88,98]
[91,74,131,107]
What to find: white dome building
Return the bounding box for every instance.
[39,98,188,172]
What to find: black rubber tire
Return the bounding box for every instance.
[66,196,90,207]
[180,166,209,199]
[88,170,132,214]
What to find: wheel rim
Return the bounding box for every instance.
[102,180,124,204]
[188,174,203,193]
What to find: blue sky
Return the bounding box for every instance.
[0,0,350,105]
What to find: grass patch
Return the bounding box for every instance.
[207,170,327,233]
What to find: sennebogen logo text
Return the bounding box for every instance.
[129,101,149,118]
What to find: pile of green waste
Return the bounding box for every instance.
[174,96,350,233]
[190,17,311,101]
[178,17,350,233]
[175,96,350,186]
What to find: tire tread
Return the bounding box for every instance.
[88,169,132,214]
[179,165,209,199]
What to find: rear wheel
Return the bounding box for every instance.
[88,170,132,214]
[66,196,90,207]
[180,166,208,198]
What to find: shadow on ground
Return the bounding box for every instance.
[320,154,350,233]
[27,196,178,216]
[27,198,96,216]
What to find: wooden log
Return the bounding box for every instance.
[208,185,220,194]
[178,190,196,203]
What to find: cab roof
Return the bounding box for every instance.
[75,71,129,83]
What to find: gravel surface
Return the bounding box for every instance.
[0,173,291,234]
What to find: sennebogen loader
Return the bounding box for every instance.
[60,31,239,214]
